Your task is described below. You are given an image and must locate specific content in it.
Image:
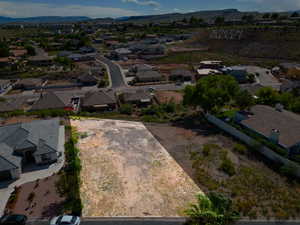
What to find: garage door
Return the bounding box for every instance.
[0,170,12,181]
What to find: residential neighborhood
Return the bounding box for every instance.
[1,2,300,225]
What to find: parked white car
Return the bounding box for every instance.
[50,215,80,225]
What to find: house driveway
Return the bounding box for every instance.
[0,126,65,217]
[71,119,202,217]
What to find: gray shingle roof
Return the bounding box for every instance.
[0,119,60,170]
[82,91,116,107]
[136,71,162,79]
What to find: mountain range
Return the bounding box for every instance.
[0,16,90,24]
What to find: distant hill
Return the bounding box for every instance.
[0,16,90,24]
[117,9,260,23]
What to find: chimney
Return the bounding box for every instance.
[269,129,280,144]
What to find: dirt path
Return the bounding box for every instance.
[71,119,202,217]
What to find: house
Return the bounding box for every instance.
[199,60,223,69]
[67,53,96,62]
[235,105,300,155]
[0,101,16,113]
[81,91,117,112]
[79,46,96,54]
[28,55,52,66]
[0,80,12,93]
[110,48,132,60]
[140,45,166,56]
[14,78,45,90]
[57,51,73,57]
[77,74,98,86]
[170,69,193,82]
[120,90,152,106]
[195,68,220,80]
[0,119,63,181]
[226,66,248,83]
[136,70,163,83]
[30,91,80,112]
[0,57,11,67]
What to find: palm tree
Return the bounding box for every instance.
[185,192,239,225]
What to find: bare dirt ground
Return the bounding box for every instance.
[145,122,300,220]
[71,119,202,217]
[155,91,184,104]
[6,174,65,219]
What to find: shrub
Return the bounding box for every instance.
[233,144,247,155]
[280,164,297,179]
[27,192,35,202]
[202,145,211,156]
[220,158,236,176]
[119,104,133,115]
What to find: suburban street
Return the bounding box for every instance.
[96,56,127,88]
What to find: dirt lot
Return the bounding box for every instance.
[145,122,300,220]
[6,174,65,219]
[71,119,202,217]
[155,91,184,104]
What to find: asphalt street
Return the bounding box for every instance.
[26,218,300,225]
[97,56,127,88]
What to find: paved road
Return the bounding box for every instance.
[97,56,127,88]
[26,218,300,225]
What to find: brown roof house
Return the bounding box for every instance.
[170,69,193,82]
[30,91,81,112]
[81,91,117,112]
[236,105,300,156]
[120,90,152,107]
[136,70,163,83]
[0,119,64,181]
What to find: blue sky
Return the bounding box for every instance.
[0,0,299,18]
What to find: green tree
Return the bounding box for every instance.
[271,13,279,20]
[0,42,9,57]
[215,16,225,25]
[242,15,254,23]
[278,92,294,109]
[291,12,299,18]
[185,192,239,225]
[25,45,36,56]
[262,13,270,19]
[119,104,133,115]
[183,75,240,113]
[235,90,255,111]
[256,87,279,106]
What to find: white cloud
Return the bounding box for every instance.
[121,0,160,8]
[236,0,300,11]
[0,1,140,18]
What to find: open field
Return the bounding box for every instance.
[146,121,300,220]
[71,119,202,217]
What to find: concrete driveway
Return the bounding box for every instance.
[241,66,281,90]
[71,119,201,217]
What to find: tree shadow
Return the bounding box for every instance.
[41,202,64,218]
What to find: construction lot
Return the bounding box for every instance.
[70,119,202,217]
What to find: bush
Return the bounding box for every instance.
[56,131,82,215]
[220,158,236,176]
[233,144,247,155]
[27,192,35,202]
[119,104,133,115]
[280,165,297,179]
